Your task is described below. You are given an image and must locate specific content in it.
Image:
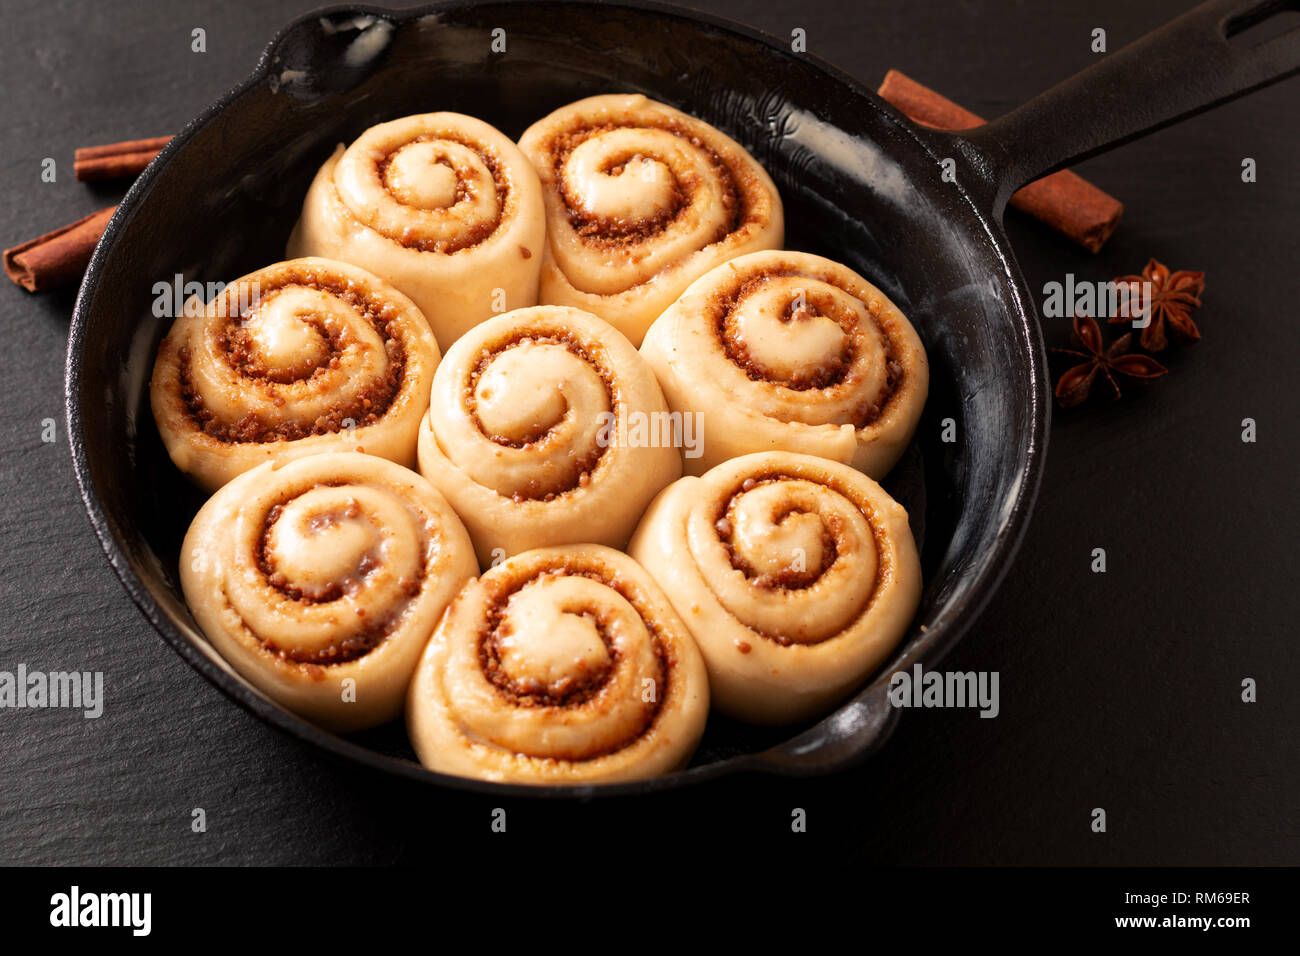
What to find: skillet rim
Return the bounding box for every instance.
[64,0,1049,800]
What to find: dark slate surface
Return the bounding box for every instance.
[1,0,1295,865]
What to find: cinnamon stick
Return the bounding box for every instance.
[878,70,1123,253]
[74,136,171,182]
[3,205,116,292]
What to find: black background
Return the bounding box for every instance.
[1,0,1296,865]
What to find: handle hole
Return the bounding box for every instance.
[1226,0,1300,47]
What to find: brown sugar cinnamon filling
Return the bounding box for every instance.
[710,270,904,427]
[248,495,428,666]
[475,563,669,747]
[478,609,618,708]
[547,120,750,247]
[461,330,619,501]
[373,133,511,253]
[179,272,408,444]
[711,471,888,647]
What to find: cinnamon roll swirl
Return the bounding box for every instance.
[150,257,440,492]
[517,94,783,346]
[406,545,709,784]
[287,112,545,345]
[628,452,921,724]
[640,250,929,479]
[181,452,477,732]
[416,305,681,565]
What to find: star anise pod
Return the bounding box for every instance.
[1109,257,1206,352]
[1052,314,1167,407]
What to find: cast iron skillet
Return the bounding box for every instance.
[66,0,1299,797]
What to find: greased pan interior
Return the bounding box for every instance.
[66,0,1048,797]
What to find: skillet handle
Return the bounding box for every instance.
[956,0,1300,209]
[750,680,902,775]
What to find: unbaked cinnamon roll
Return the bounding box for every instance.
[629,451,921,724]
[642,250,928,479]
[181,452,477,732]
[150,257,440,492]
[517,94,783,346]
[287,112,545,345]
[416,305,681,565]
[407,544,709,784]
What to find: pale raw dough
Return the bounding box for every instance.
[181,452,477,732]
[416,305,681,565]
[640,250,929,479]
[287,112,545,346]
[406,544,709,784]
[628,451,921,724]
[517,94,783,346]
[150,257,440,492]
